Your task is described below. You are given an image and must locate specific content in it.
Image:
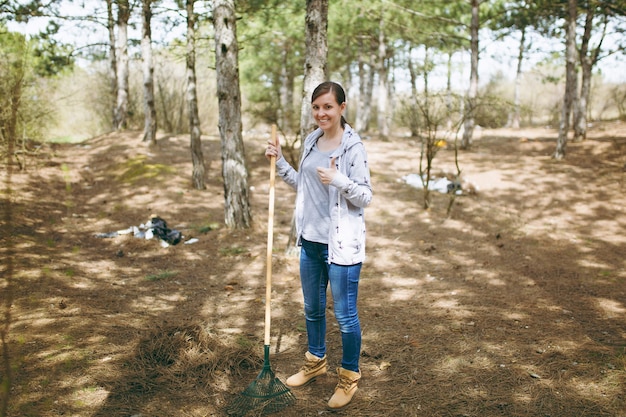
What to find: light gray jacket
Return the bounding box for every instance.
[276,124,372,265]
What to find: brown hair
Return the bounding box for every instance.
[312,81,348,128]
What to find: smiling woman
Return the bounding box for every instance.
[265,81,373,410]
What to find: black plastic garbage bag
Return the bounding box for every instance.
[149,216,182,245]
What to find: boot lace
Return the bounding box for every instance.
[301,356,324,372]
[336,373,355,392]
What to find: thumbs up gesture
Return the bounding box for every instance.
[316,156,337,185]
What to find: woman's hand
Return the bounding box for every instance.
[265,136,283,161]
[316,156,337,185]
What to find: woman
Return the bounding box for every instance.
[265,81,372,409]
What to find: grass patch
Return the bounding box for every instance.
[145,270,178,281]
[219,246,248,256]
[196,222,221,234]
[235,334,255,350]
[115,155,176,184]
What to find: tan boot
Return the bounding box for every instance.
[328,367,361,409]
[286,351,328,387]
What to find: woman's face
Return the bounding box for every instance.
[311,91,346,131]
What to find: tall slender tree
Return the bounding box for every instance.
[114,0,130,130]
[213,0,252,228]
[141,0,157,145]
[509,27,527,128]
[299,0,328,144]
[186,0,205,189]
[491,0,537,129]
[554,0,577,159]
[572,0,625,141]
[106,0,117,130]
[286,0,328,250]
[461,0,479,149]
[376,7,390,140]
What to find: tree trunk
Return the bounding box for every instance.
[0,39,23,417]
[508,27,526,129]
[575,9,606,142]
[355,38,374,133]
[423,46,430,100]
[186,0,205,190]
[554,0,577,159]
[289,0,328,250]
[141,0,157,145]
[106,0,117,130]
[114,0,130,131]
[278,41,295,135]
[461,0,479,149]
[213,0,252,229]
[376,11,389,141]
[299,0,328,144]
[408,45,419,137]
[446,51,453,130]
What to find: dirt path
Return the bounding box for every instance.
[2,123,625,416]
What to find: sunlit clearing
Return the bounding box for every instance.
[594,297,626,317]
[381,276,421,287]
[132,295,185,311]
[71,386,109,408]
[37,349,73,362]
[381,275,421,301]
[433,298,459,309]
[569,374,623,403]
[469,269,501,285]
[438,356,472,374]
[26,317,56,328]
[578,259,615,269]
[512,391,532,406]
[504,312,528,321]
[437,354,492,375]
[389,287,418,301]
[589,219,626,244]
[487,278,507,286]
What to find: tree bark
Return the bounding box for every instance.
[114,0,130,131]
[288,0,328,250]
[508,27,526,129]
[376,11,389,141]
[575,9,606,142]
[355,38,374,133]
[554,0,577,159]
[106,0,117,130]
[299,0,328,144]
[213,0,252,229]
[141,0,157,145]
[186,0,205,190]
[446,51,453,130]
[461,0,479,149]
[0,37,22,417]
[278,41,295,135]
[408,45,419,137]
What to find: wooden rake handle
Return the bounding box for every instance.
[264,124,277,346]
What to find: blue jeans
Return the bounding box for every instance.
[300,238,362,372]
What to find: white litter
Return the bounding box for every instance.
[401,173,462,195]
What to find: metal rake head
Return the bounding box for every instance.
[226,346,296,416]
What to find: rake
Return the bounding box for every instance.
[226,125,296,416]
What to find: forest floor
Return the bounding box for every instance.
[2,122,626,417]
